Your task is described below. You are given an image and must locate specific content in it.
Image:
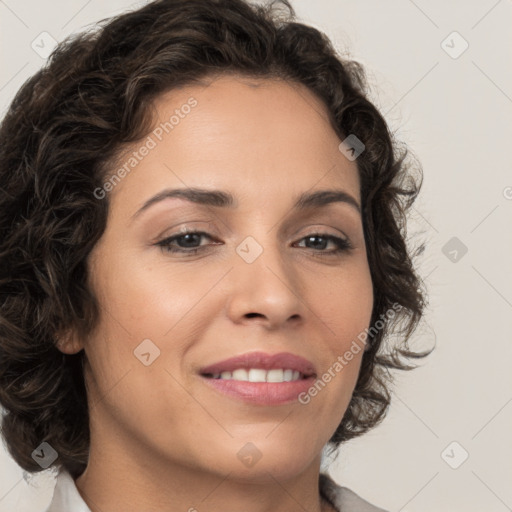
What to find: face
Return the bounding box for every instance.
[63,75,373,482]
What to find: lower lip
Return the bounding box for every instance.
[200,376,315,405]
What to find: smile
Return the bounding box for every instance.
[205,368,305,382]
[199,351,317,405]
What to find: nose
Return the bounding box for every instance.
[225,236,306,330]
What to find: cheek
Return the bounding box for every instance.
[306,261,373,402]
[82,256,217,404]
[312,260,374,342]
[90,250,203,337]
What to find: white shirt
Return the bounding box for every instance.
[44,469,388,512]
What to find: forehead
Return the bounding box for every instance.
[108,74,360,214]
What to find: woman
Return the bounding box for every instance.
[0,0,431,511]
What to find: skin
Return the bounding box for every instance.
[59,74,374,512]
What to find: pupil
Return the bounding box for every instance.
[180,234,200,247]
[308,235,325,249]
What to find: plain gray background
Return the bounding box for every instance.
[1,1,511,511]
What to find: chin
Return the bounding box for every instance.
[202,434,323,483]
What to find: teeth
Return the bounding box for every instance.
[232,369,249,381]
[283,369,293,382]
[266,369,284,382]
[210,368,304,383]
[248,369,267,382]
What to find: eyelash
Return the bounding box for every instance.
[155,230,353,256]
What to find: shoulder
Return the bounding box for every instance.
[319,473,389,512]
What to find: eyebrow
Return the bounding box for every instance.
[130,187,361,222]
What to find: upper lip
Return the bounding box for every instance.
[199,351,317,377]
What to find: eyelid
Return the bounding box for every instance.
[154,228,354,256]
[156,223,349,243]
[151,222,215,243]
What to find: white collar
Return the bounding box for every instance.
[44,469,91,512]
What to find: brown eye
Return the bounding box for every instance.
[294,233,352,254]
[156,231,215,254]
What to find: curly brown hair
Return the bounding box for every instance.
[0,0,432,479]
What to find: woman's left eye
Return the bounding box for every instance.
[294,233,353,254]
[155,231,352,255]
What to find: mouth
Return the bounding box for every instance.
[199,351,316,405]
[203,368,308,382]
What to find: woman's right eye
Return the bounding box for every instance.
[155,231,215,254]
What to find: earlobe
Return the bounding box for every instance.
[55,331,84,354]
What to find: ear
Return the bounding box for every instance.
[55,329,84,355]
